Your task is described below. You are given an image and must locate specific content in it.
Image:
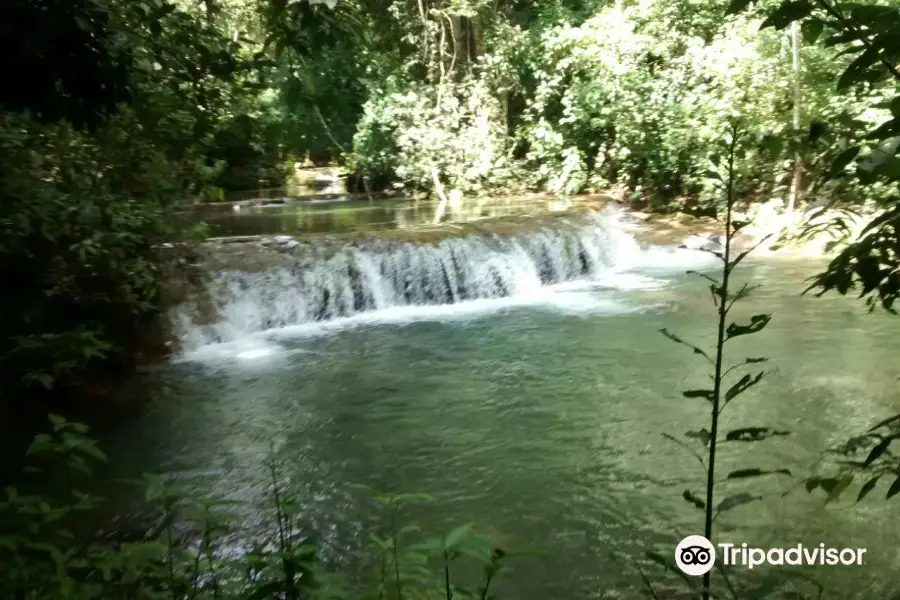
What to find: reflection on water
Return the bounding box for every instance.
[190,196,585,237]
[99,258,900,598]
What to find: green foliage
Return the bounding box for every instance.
[352,77,524,196]
[0,0,133,129]
[0,0,284,417]
[0,111,193,398]
[341,0,895,213]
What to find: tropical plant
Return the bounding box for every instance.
[647,122,804,599]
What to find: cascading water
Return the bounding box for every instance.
[173,208,699,352]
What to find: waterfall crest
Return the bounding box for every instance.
[174,210,648,350]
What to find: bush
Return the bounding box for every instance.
[351,76,526,197]
[0,111,199,402]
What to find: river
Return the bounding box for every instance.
[96,202,900,599]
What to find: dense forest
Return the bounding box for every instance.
[1,0,900,597]
[2,0,898,413]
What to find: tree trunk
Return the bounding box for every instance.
[787,20,802,215]
[450,15,467,77]
[431,166,450,224]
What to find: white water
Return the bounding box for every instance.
[173,208,714,358]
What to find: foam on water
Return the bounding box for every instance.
[172,207,709,361]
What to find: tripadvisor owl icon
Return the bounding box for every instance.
[675,535,716,576]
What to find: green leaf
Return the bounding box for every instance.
[837,48,883,90]
[867,117,900,140]
[809,121,827,142]
[716,492,761,515]
[443,523,473,551]
[685,429,712,446]
[683,389,715,401]
[857,476,881,502]
[848,4,900,27]
[886,475,900,500]
[829,146,860,178]
[875,156,900,179]
[760,134,783,158]
[818,477,839,493]
[724,371,765,402]
[726,314,772,340]
[863,437,892,467]
[801,19,824,44]
[760,0,814,30]
[725,0,755,16]
[889,96,900,118]
[727,468,792,479]
[825,474,854,504]
[682,489,705,509]
[659,328,712,363]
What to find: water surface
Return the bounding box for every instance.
[190,195,594,237]
[102,255,900,599]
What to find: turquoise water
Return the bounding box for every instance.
[100,256,900,598]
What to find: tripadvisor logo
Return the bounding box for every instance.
[675,535,716,576]
[674,536,867,575]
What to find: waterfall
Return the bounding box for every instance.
[173,209,653,350]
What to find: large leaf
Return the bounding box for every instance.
[847,4,900,28]
[801,19,824,44]
[837,48,883,91]
[828,146,860,178]
[760,0,815,30]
